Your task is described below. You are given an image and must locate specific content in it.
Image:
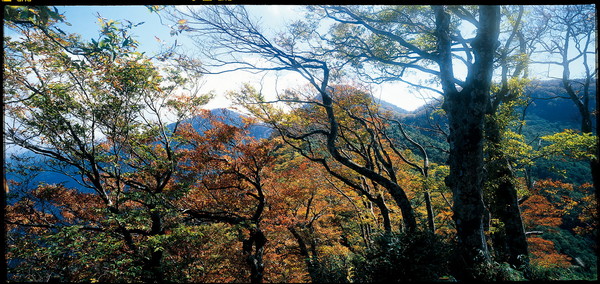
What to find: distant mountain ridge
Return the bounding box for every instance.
[6,79,594,192]
[171,108,273,140]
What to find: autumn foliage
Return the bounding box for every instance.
[4,5,598,283]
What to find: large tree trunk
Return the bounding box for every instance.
[438,5,500,280]
[445,86,491,278]
[142,209,165,283]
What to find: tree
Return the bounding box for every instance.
[173,111,280,283]
[318,5,502,279]
[439,7,500,277]
[267,153,363,282]
[172,110,368,283]
[4,9,210,282]
[481,5,539,271]
[167,6,419,233]
[533,5,598,190]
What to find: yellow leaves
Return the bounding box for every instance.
[240,115,257,126]
[540,129,597,160]
[501,130,534,165]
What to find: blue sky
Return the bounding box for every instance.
[23,5,431,112]
[56,6,186,55]
[46,5,333,111]
[7,5,594,112]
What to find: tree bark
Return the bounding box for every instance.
[445,86,491,278]
[374,193,393,233]
[288,225,319,282]
[438,5,500,280]
[142,208,165,283]
[243,228,267,284]
[424,190,436,234]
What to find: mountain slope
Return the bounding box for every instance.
[5,108,272,194]
[390,79,596,185]
[172,108,273,140]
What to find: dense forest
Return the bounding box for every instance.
[3,5,597,282]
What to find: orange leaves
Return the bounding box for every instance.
[573,192,597,237]
[521,194,563,228]
[519,178,595,271]
[534,179,575,196]
[6,183,102,234]
[520,178,583,230]
[33,184,105,222]
[528,236,572,269]
[521,178,597,238]
[5,199,55,234]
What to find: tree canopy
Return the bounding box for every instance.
[4,4,597,282]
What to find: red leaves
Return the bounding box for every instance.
[528,236,572,269]
[521,194,563,228]
[520,178,595,270]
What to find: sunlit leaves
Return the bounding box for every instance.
[540,129,597,161]
[4,6,214,282]
[501,130,534,166]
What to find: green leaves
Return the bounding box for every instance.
[540,130,597,161]
[4,6,64,27]
[501,130,534,166]
[88,17,142,60]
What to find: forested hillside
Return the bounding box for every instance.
[4,5,597,283]
[398,79,596,185]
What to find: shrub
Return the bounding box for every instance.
[351,231,452,282]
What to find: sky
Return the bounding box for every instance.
[6,5,595,112]
[4,5,594,156]
[42,5,437,112]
